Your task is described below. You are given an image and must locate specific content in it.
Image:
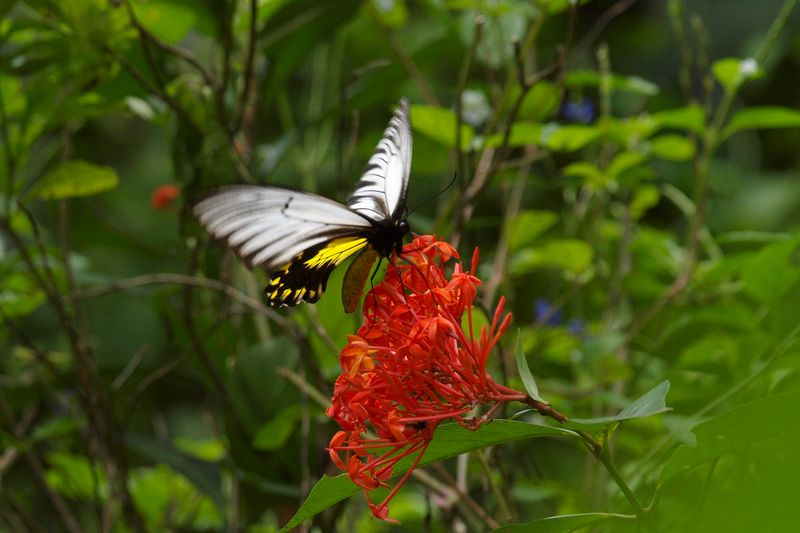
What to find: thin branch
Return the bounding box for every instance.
[233,0,260,135]
[77,272,290,328]
[365,2,438,106]
[275,367,331,410]
[569,0,640,68]
[483,158,530,305]
[454,15,484,181]
[0,390,82,533]
[120,0,217,88]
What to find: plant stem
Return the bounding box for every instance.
[576,429,650,525]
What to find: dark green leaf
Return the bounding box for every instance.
[741,237,800,302]
[0,272,46,317]
[34,160,119,200]
[486,121,543,148]
[411,104,474,149]
[252,405,304,451]
[723,106,800,139]
[519,81,561,121]
[543,124,601,152]
[712,57,762,92]
[566,70,659,96]
[661,388,800,482]
[130,0,216,43]
[278,421,577,532]
[508,210,558,250]
[493,512,636,532]
[515,335,547,404]
[511,239,594,276]
[648,134,695,161]
[564,381,671,430]
[125,433,224,508]
[651,105,705,135]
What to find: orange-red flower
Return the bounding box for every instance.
[327,235,526,522]
[150,184,181,210]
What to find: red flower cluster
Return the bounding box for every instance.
[327,235,528,522]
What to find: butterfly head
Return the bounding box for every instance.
[367,216,410,259]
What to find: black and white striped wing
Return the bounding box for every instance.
[347,99,412,223]
[193,185,371,271]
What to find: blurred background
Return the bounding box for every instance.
[1,0,799,531]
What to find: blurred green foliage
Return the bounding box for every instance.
[1,0,800,531]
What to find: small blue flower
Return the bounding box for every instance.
[535,298,563,326]
[561,98,595,124]
[567,319,587,337]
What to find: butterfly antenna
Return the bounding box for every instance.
[406,171,458,217]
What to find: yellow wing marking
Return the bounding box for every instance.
[303,237,368,269]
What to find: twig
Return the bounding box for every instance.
[233,0,260,135]
[275,367,331,410]
[183,245,248,433]
[454,15,484,181]
[77,272,290,328]
[483,158,530,305]
[0,390,82,533]
[429,463,501,530]
[365,2,439,106]
[569,0,640,68]
[120,0,217,88]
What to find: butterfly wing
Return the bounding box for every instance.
[193,185,371,306]
[347,99,412,223]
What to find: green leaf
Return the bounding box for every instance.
[543,124,602,152]
[648,134,695,161]
[486,121,544,148]
[278,421,577,532]
[515,334,547,404]
[173,437,226,462]
[0,272,46,317]
[630,184,660,220]
[607,151,647,181]
[661,388,800,482]
[508,210,558,250]
[252,405,304,451]
[536,0,593,15]
[34,160,119,200]
[566,70,659,96]
[45,452,107,500]
[712,57,763,92]
[30,417,82,444]
[564,381,671,430]
[511,239,594,276]
[741,237,800,302]
[651,105,705,135]
[494,512,636,532]
[722,106,800,139]
[562,162,604,186]
[130,0,216,43]
[519,81,561,121]
[125,433,224,508]
[131,464,223,529]
[410,104,474,149]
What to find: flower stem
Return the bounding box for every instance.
[576,429,651,527]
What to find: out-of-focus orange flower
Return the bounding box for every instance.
[150,184,181,210]
[327,235,525,522]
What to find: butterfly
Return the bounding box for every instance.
[192,99,412,313]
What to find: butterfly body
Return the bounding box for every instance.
[193,99,412,311]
